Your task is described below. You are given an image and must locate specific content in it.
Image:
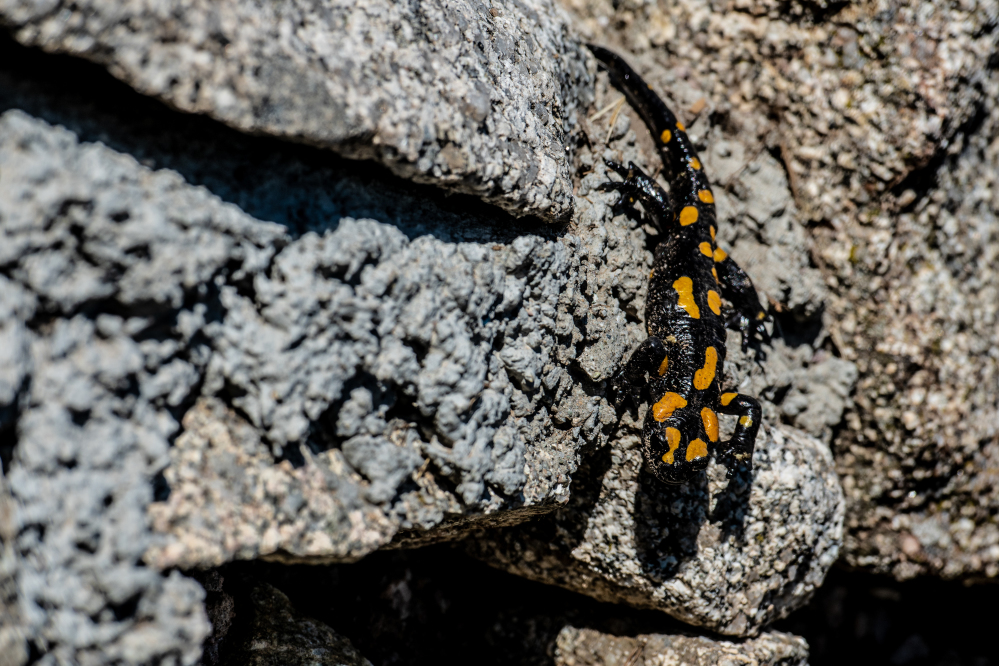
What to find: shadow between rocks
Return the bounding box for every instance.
[214,544,697,666]
[0,31,554,246]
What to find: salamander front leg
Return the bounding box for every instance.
[598,160,674,233]
[715,391,762,478]
[609,336,668,411]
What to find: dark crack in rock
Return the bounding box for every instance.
[0,0,595,222]
[220,582,372,666]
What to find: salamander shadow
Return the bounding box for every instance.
[633,459,752,584]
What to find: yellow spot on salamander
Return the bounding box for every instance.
[699,242,713,258]
[721,392,738,406]
[662,427,681,464]
[679,206,699,226]
[707,290,721,316]
[686,438,708,461]
[714,247,728,262]
[701,407,719,442]
[672,277,700,319]
[649,268,655,280]
[660,129,672,144]
[676,121,686,132]
[698,189,714,204]
[652,392,687,422]
[658,355,669,376]
[710,225,716,241]
[690,157,702,170]
[693,346,717,390]
[739,415,754,428]
[712,267,719,282]
[757,311,767,320]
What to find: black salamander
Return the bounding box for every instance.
[591,45,770,484]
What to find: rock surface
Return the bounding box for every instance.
[0,2,863,658]
[0,470,27,666]
[0,0,593,222]
[220,583,372,666]
[831,72,999,581]
[563,0,999,581]
[555,625,809,666]
[468,424,845,636]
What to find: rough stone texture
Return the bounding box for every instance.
[0,470,27,666]
[468,424,845,636]
[220,582,372,666]
[0,5,864,657]
[562,0,999,581]
[828,71,999,581]
[0,74,630,660]
[0,0,594,222]
[555,626,809,666]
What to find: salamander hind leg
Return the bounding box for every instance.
[714,254,771,352]
[644,410,710,484]
[715,391,762,478]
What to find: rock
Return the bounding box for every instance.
[0,469,27,666]
[0,8,864,658]
[0,64,635,660]
[220,582,371,666]
[467,425,844,636]
[831,77,999,581]
[0,0,594,222]
[555,626,809,666]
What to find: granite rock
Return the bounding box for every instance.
[0,469,27,666]
[0,88,630,660]
[467,424,845,636]
[0,0,594,222]
[830,73,999,581]
[555,625,809,666]
[0,0,873,661]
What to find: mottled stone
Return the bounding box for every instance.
[0,0,594,222]
[555,625,808,666]
[468,425,844,636]
[0,469,27,666]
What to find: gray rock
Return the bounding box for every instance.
[467,424,844,636]
[0,0,594,222]
[555,625,809,666]
[0,95,631,659]
[220,582,372,666]
[0,469,27,666]
[831,74,999,581]
[0,2,867,661]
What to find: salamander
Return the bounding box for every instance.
[590,45,770,484]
